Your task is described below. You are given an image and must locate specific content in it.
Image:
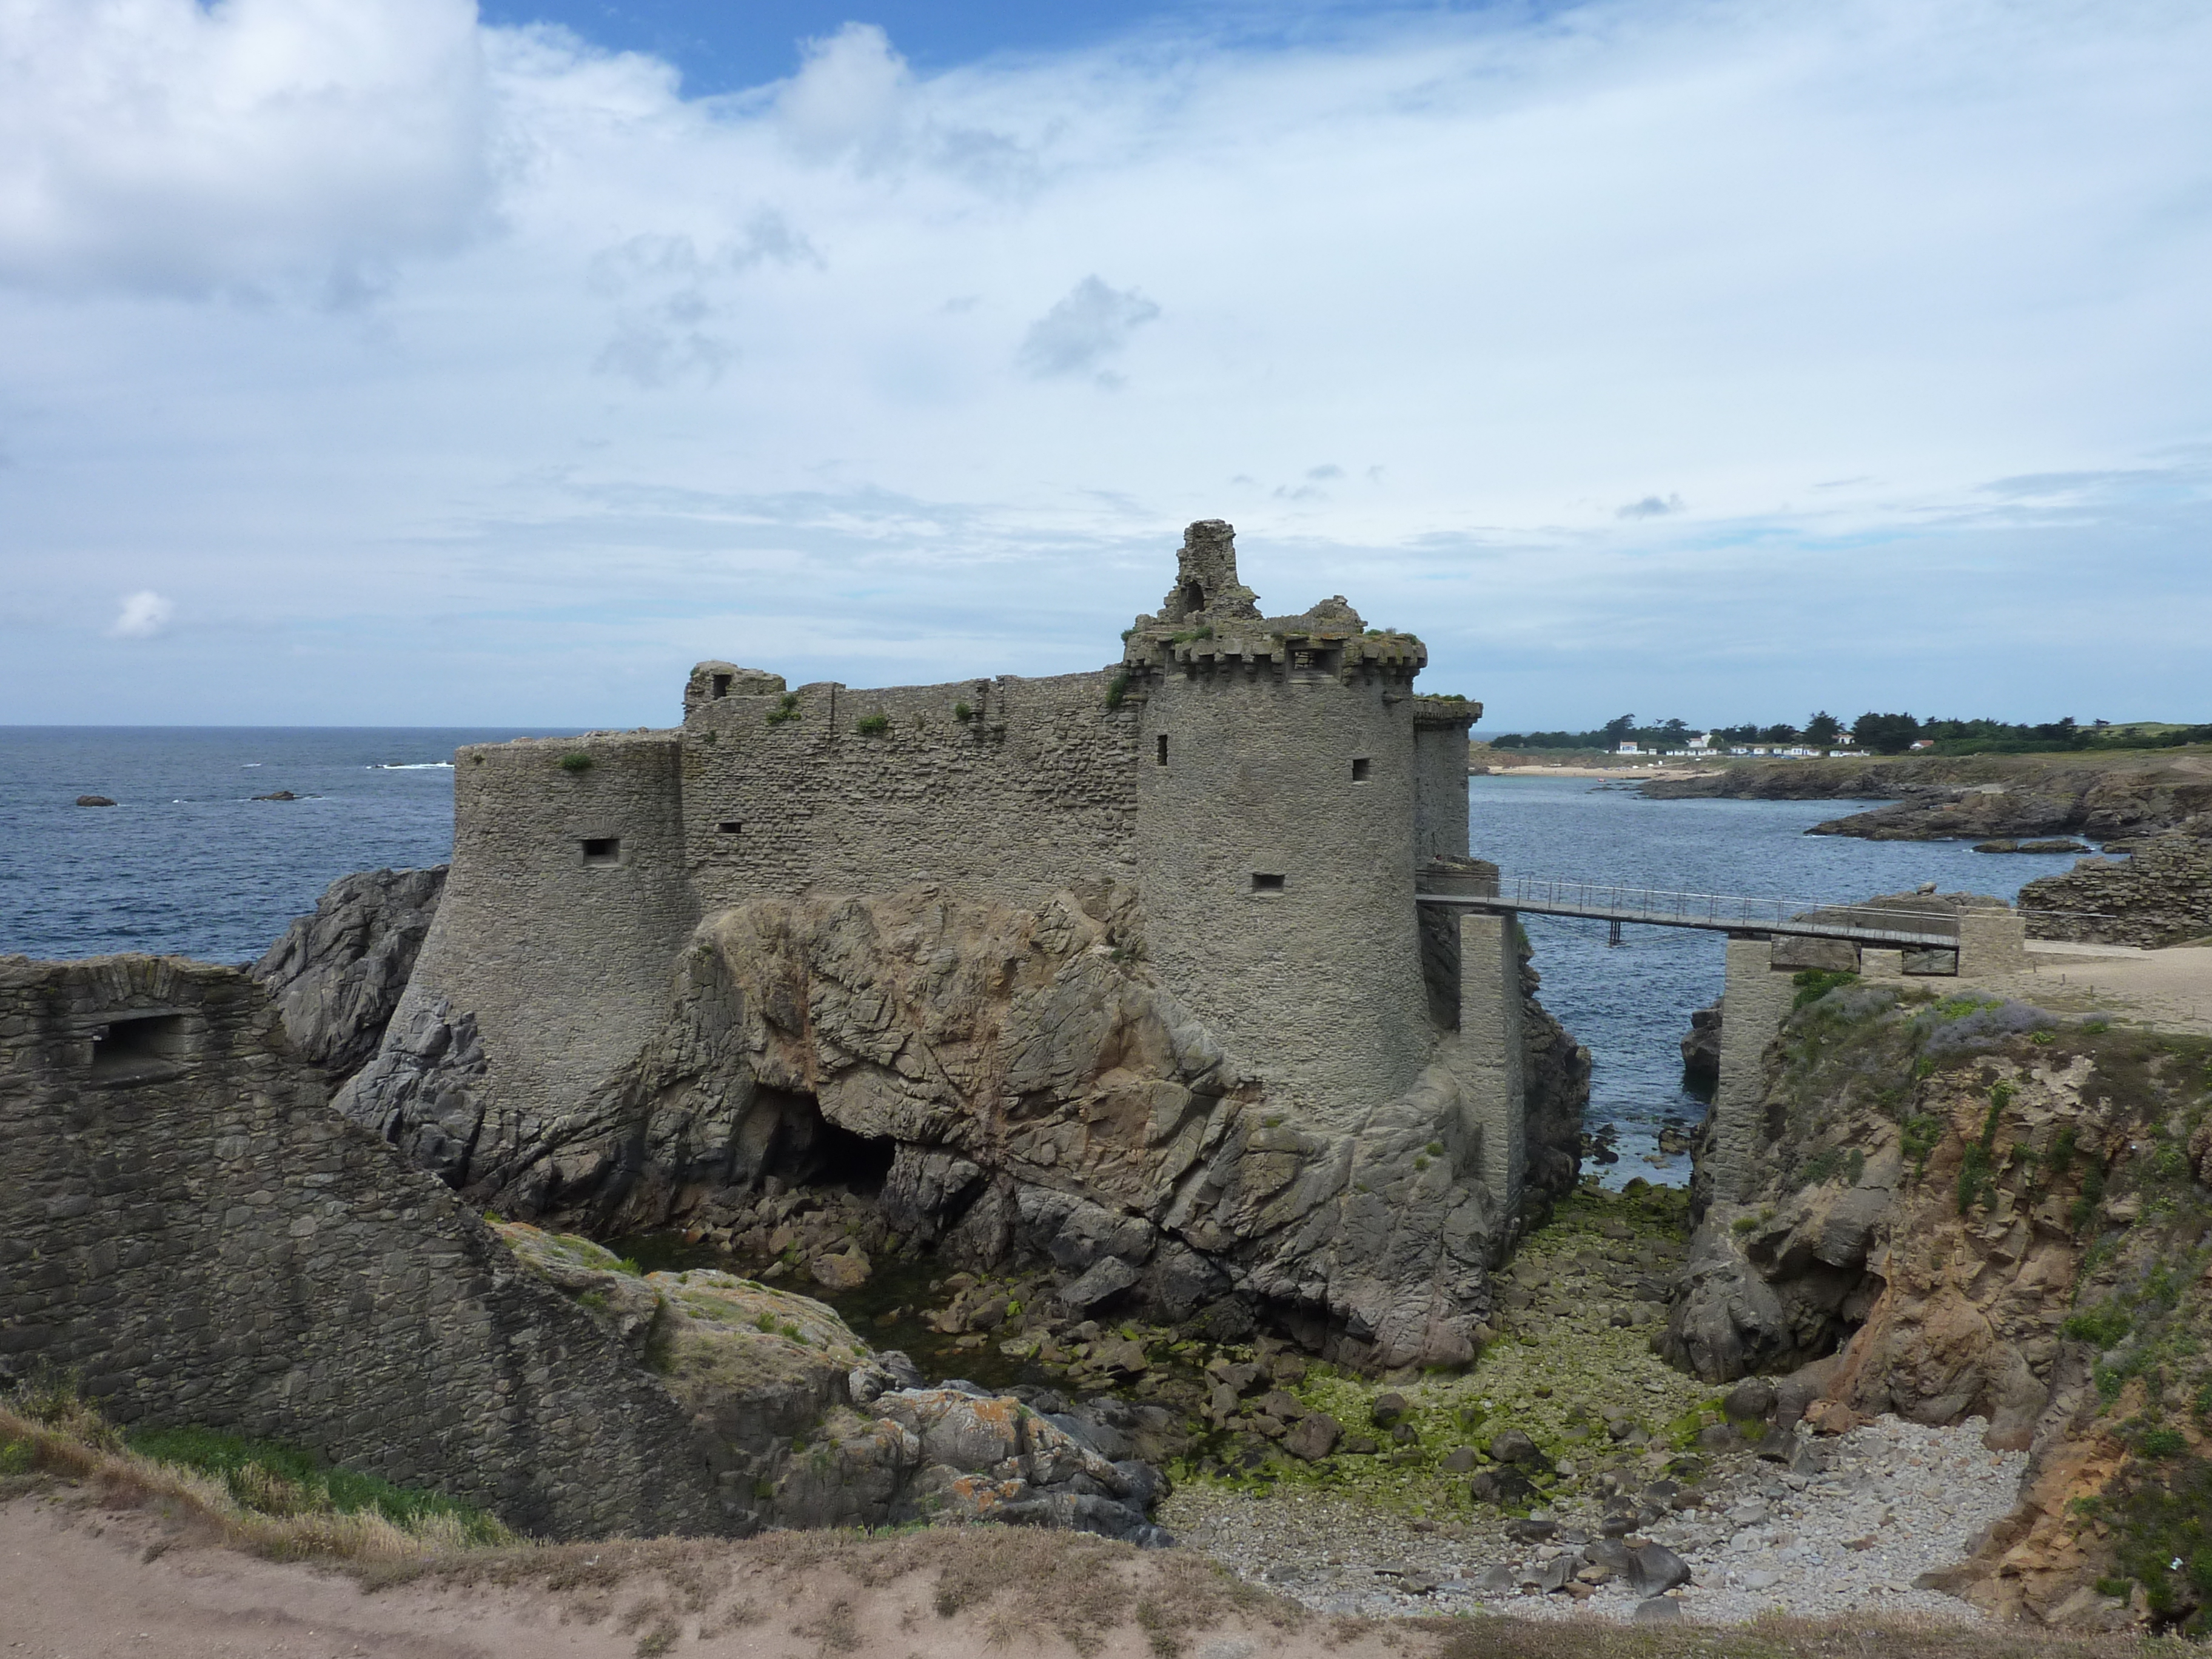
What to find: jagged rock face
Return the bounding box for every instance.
[253,865,446,1074]
[2017,833,2212,947]
[348,883,1544,1370]
[1521,951,1591,1213]
[1680,1002,1721,1084]
[494,1222,1170,1543]
[1661,982,2212,1629]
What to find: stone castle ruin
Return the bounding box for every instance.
[339,521,1587,1369]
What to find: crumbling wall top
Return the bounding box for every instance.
[1157,520,1261,623]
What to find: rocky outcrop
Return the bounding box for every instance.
[1680,1002,1721,1084]
[2016,833,2212,947]
[1639,754,2212,845]
[1658,977,2212,1631]
[1521,948,1592,1213]
[342,883,1573,1371]
[253,865,446,1075]
[495,1222,1170,1543]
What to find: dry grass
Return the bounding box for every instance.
[0,1395,514,1563]
[7,1389,2199,1658]
[1419,1610,2202,1659]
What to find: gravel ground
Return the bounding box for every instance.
[1161,1412,2027,1625]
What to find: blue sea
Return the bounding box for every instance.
[1466,774,2083,1184]
[0,731,2086,1185]
[0,728,575,965]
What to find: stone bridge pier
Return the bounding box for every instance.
[1706,908,2029,1204]
[1450,910,1526,1223]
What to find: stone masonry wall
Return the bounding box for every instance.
[682,671,1141,913]
[0,954,728,1541]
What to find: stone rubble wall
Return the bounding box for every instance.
[2017,833,2212,947]
[0,954,729,1541]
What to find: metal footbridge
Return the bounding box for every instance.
[1414,874,1963,949]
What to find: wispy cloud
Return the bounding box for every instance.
[1016,276,1161,385]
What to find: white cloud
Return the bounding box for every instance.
[0,0,491,295]
[1017,276,1162,384]
[107,589,173,638]
[0,0,2208,724]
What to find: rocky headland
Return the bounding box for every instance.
[329,870,1589,1375]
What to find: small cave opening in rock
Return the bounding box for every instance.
[751,1086,894,1197]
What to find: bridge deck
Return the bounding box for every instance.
[1415,877,1962,950]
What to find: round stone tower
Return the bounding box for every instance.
[1125,522,1449,1130]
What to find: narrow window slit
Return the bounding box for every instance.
[581,837,620,866]
[1251,873,1286,894]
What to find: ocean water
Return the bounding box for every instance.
[0,727,574,964]
[0,731,2086,1185]
[1467,774,2085,1185]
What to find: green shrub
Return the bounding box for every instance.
[2085,1019,2111,1034]
[1902,1114,1945,1177]
[854,714,890,737]
[1731,1215,1758,1235]
[1104,670,1131,710]
[2031,1030,2056,1045]
[2063,1302,2132,1347]
[557,752,594,773]
[766,692,801,726]
[1791,969,1858,1010]
[953,702,974,723]
[617,1256,643,1276]
[0,1438,32,1475]
[2140,1427,2188,1458]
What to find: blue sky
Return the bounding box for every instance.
[1,0,2208,728]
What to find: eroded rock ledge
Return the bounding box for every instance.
[333,878,1587,1372]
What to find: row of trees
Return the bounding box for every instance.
[1487,712,2212,756]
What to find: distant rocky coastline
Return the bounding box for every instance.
[1638,752,2212,845]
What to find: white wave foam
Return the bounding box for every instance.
[374,762,453,769]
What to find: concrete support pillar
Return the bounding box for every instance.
[1709,935,1794,1204]
[1455,910,1525,1220]
[1958,908,2028,976]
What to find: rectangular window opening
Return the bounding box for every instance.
[1156,734,1169,766]
[1251,873,1286,895]
[711,673,732,699]
[717,820,742,836]
[581,837,621,866]
[1352,757,1372,782]
[91,1013,187,1084]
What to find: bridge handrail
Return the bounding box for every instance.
[1419,873,1968,942]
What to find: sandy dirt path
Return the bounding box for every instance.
[1,1493,1419,1659]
